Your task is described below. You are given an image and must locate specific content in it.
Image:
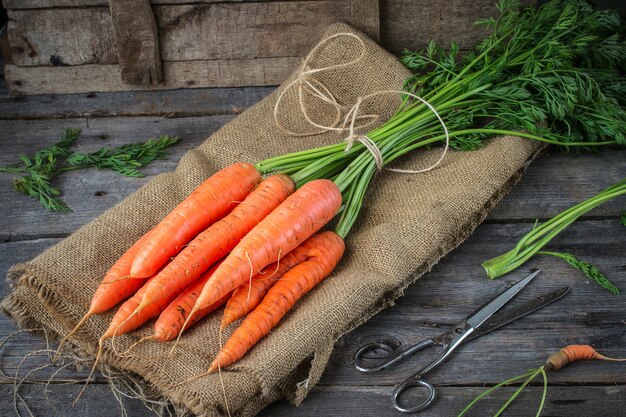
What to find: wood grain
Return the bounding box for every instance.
[109,0,162,85]
[380,0,535,53]
[7,8,118,67]
[4,58,300,95]
[7,2,356,66]
[4,0,259,7]
[0,384,622,417]
[260,386,626,417]
[0,86,273,119]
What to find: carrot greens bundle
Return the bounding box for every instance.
[256,0,626,237]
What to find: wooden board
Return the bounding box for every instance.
[109,0,162,85]
[1,0,540,95]
[7,1,377,67]
[1,384,623,417]
[4,0,278,7]
[0,85,274,119]
[4,58,300,95]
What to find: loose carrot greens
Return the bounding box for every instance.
[482,179,625,293]
[0,128,179,212]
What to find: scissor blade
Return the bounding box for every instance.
[467,269,541,330]
[467,286,568,342]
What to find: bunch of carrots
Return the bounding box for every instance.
[60,162,346,375]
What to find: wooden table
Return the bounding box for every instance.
[1,66,624,417]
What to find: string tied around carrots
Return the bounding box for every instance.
[273,32,450,173]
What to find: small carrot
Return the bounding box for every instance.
[459,344,626,417]
[189,179,342,323]
[152,262,231,342]
[130,162,261,278]
[55,231,152,358]
[135,174,295,313]
[545,344,626,371]
[208,231,345,372]
[220,234,324,330]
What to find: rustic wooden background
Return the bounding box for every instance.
[0,0,625,416]
[2,0,532,94]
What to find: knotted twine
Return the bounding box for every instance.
[2,23,544,417]
[273,32,449,173]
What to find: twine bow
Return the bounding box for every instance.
[273,32,449,173]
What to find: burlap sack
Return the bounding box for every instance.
[3,23,543,416]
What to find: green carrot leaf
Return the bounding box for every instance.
[66,135,179,177]
[540,251,620,295]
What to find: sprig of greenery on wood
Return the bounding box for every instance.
[482,179,625,294]
[0,128,179,212]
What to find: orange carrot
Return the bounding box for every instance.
[135,174,295,313]
[208,231,345,372]
[220,234,325,329]
[55,231,152,358]
[545,345,626,371]
[130,162,261,278]
[101,277,170,342]
[190,179,342,321]
[152,263,231,342]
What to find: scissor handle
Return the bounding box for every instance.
[354,339,435,373]
[392,376,436,413]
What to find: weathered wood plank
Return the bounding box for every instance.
[261,386,626,417]
[4,58,300,95]
[350,0,380,42]
[488,148,626,222]
[4,0,263,7]
[0,383,154,416]
[7,8,118,67]
[0,86,273,119]
[7,2,355,66]
[0,384,623,417]
[109,0,162,85]
[380,0,535,54]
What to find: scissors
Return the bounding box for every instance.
[353,269,569,413]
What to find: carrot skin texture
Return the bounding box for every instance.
[221,236,316,329]
[209,231,345,372]
[138,174,295,309]
[153,262,230,342]
[90,231,152,315]
[130,162,261,278]
[102,272,170,340]
[196,179,342,313]
[545,345,626,371]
